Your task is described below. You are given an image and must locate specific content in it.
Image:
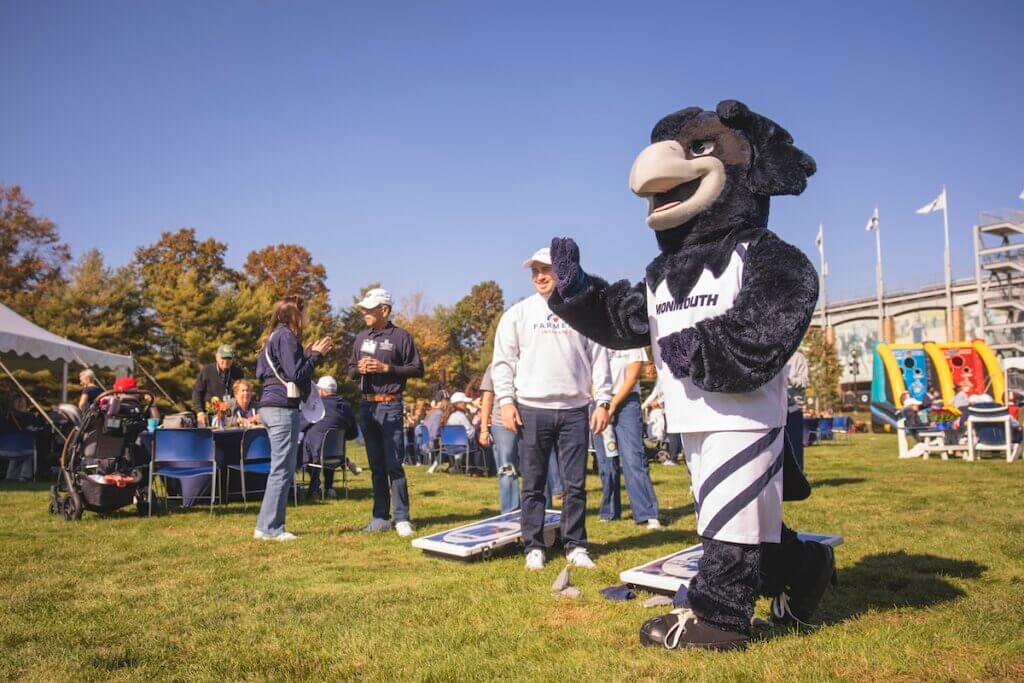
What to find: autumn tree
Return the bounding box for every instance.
[243,244,328,301]
[443,281,504,386]
[0,184,70,314]
[804,327,842,413]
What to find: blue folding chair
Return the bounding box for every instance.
[227,428,267,507]
[149,428,217,515]
[306,428,350,500]
[0,431,36,481]
[439,425,470,474]
[414,424,436,466]
[817,419,834,442]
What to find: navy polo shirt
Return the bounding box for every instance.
[347,322,424,396]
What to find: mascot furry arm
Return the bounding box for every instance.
[547,100,818,394]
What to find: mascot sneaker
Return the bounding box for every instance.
[640,608,749,651]
[771,541,837,627]
[525,549,546,571]
[566,547,596,569]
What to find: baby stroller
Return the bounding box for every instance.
[49,388,154,520]
[643,406,671,463]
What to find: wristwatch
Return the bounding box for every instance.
[598,401,611,410]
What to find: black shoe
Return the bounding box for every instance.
[771,542,837,627]
[639,609,749,651]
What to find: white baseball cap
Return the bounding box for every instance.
[450,392,471,404]
[316,376,338,393]
[357,288,393,310]
[522,247,552,268]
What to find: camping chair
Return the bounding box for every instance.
[306,428,349,499]
[817,419,834,442]
[831,416,851,441]
[803,418,819,447]
[964,405,1019,462]
[439,425,471,474]
[149,428,217,514]
[227,428,295,508]
[0,431,35,482]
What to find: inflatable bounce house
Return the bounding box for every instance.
[871,339,1005,432]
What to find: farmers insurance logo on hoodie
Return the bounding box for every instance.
[533,312,572,335]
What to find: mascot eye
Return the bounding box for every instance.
[688,141,715,157]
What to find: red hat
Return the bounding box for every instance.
[113,376,137,391]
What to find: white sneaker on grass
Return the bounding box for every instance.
[566,547,596,569]
[253,529,298,541]
[525,549,546,571]
[396,521,414,538]
[646,519,663,530]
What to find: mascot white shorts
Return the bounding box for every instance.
[682,427,783,545]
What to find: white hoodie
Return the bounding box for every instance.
[492,293,612,410]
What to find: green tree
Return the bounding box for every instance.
[443,281,504,387]
[0,184,70,314]
[804,327,842,413]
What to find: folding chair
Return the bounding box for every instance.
[0,431,36,482]
[414,424,436,466]
[964,405,1019,462]
[817,419,834,442]
[439,425,471,474]
[227,428,287,508]
[306,428,349,499]
[149,428,217,514]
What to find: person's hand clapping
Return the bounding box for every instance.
[311,336,333,355]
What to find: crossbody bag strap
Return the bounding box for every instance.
[265,329,289,385]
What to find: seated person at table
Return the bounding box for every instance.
[443,392,476,441]
[77,369,103,413]
[951,380,972,410]
[299,376,359,499]
[230,379,260,427]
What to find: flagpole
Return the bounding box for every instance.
[817,223,828,327]
[874,210,885,341]
[941,186,954,340]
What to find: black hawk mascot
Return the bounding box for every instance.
[548,100,835,650]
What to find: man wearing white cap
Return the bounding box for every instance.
[298,376,360,499]
[491,247,613,570]
[347,288,424,536]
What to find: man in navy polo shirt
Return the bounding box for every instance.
[347,288,424,537]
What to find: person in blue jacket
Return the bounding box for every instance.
[300,375,360,499]
[254,296,332,541]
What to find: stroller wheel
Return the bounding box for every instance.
[656,449,670,463]
[62,490,84,521]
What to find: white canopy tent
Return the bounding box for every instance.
[0,302,133,404]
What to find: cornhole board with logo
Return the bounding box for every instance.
[411,509,561,559]
[620,532,843,596]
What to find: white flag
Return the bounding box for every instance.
[916,189,946,214]
[823,261,829,276]
[815,223,824,252]
[865,207,879,231]
[1019,187,1024,201]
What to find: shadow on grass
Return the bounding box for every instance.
[592,528,699,556]
[416,509,500,528]
[660,503,696,526]
[809,477,867,489]
[824,551,986,623]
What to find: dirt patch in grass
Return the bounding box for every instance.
[544,603,598,628]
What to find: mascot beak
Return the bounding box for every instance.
[629,140,726,231]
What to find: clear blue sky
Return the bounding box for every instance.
[2,1,1022,311]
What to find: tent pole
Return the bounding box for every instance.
[0,356,65,440]
[61,360,68,404]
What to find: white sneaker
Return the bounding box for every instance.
[646,519,663,530]
[426,462,438,474]
[662,460,677,466]
[525,549,546,571]
[395,521,414,538]
[253,529,298,541]
[566,547,596,569]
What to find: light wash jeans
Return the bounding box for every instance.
[613,395,660,523]
[256,406,299,536]
[491,422,520,513]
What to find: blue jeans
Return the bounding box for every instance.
[592,428,621,520]
[256,406,299,536]
[491,422,521,513]
[613,395,660,522]
[359,400,410,522]
[518,405,589,553]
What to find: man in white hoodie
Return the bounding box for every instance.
[492,247,613,571]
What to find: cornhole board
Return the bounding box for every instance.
[411,509,561,559]
[620,532,843,595]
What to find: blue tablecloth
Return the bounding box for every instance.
[138,428,268,507]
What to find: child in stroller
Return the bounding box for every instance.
[49,386,155,520]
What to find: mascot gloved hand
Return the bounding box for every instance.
[549,100,835,650]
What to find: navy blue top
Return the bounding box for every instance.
[347,322,424,397]
[256,325,322,409]
[80,385,103,407]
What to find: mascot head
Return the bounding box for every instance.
[629,100,815,249]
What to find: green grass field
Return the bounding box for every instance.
[2,434,1023,681]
